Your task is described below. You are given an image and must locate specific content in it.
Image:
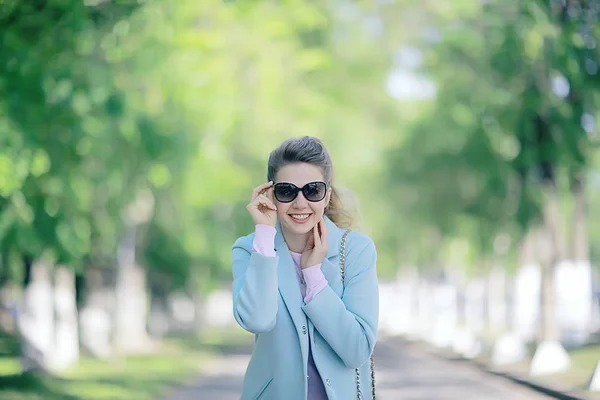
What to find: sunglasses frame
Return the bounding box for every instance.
[273,181,328,203]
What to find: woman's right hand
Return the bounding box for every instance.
[247,181,278,227]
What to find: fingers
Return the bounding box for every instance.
[311,219,327,251]
[304,231,315,251]
[319,218,328,247]
[320,218,327,235]
[265,185,275,203]
[251,181,274,201]
[252,194,277,211]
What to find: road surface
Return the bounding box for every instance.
[165,337,553,400]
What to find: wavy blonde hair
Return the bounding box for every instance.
[267,136,359,230]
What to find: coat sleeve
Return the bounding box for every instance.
[231,237,279,334]
[301,234,378,368]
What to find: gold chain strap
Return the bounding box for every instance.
[340,230,376,400]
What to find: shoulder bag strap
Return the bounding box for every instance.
[339,230,376,400]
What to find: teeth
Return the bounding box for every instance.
[290,214,310,220]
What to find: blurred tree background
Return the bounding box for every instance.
[1,0,600,396]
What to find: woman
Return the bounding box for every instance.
[232,136,379,400]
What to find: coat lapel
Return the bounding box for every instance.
[274,224,307,333]
[274,224,311,378]
[274,217,347,349]
[301,217,346,345]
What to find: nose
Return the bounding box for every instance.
[292,191,309,208]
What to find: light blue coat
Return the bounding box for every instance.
[231,216,379,400]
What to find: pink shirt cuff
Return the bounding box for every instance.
[302,264,327,303]
[252,224,276,257]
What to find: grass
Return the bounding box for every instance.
[532,343,600,391]
[416,327,600,394]
[473,336,600,393]
[0,328,252,400]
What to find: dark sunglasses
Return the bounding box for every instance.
[273,181,327,203]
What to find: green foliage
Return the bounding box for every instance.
[0,1,402,288]
[0,329,217,400]
[382,0,600,273]
[2,0,600,290]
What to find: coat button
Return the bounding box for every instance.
[326,379,331,386]
[302,326,307,335]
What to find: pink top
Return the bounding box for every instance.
[252,224,328,399]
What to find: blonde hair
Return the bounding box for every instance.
[267,136,358,230]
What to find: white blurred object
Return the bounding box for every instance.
[80,269,113,358]
[124,189,155,225]
[377,283,395,335]
[451,326,483,359]
[392,281,417,336]
[80,306,112,358]
[204,288,235,327]
[591,296,600,333]
[416,282,436,342]
[378,282,410,337]
[113,263,153,353]
[18,261,54,371]
[491,332,527,366]
[529,340,570,376]
[555,260,593,346]
[148,301,170,338]
[513,264,541,342]
[588,361,600,391]
[487,268,507,335]
[463,339,483,359]
[430,283,457,348]
[464,279,486,336]
[386,68,436,100]
[169,292,196,324]
[49,266,79,371]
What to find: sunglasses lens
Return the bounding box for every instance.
[304,182,327,202]
[274,183,297,203]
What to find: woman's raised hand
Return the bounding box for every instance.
[247,181,278,227]
[301,218,328,269]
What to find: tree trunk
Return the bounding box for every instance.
[113,225,153,354]
[486,265,506,336]
[563,171,593,345]
[538,175,564,343]
[79,266,112,358]
[148,277,171,338]
[49,266,79,371]
[529,153,572,375]
[570,173,588,262]
[18,258,54,372]
[512,227,540,341]
[529,61,571,374]
[491,262,528,366]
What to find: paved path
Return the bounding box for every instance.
[165,337,553,400]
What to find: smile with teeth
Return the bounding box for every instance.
[290,214,311,221]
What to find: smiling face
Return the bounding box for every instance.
[274,162,331,236]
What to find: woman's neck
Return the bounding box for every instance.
[282,228,309,253]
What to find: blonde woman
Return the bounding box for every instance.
[232,136,379,400]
